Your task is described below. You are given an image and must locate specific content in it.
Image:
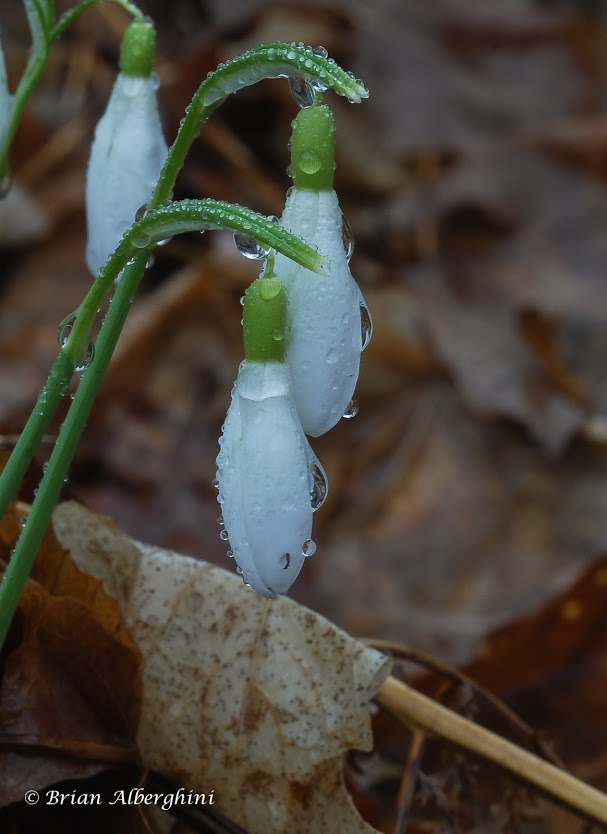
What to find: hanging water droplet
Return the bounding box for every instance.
[288,75,315,108]
[74,341,95,372]
[135,203,147,222]
[227,549,234,558]
[0,172,12,199]
[212,477,220,489]
[280,552,291,570]
[218,515,224,526]
[267,214,279,224]
[239,295,246,306]
[219,529,229,541]
[145,256,155,270]
[343,398,359,419]
[299,148,322,175]
[57,312,77,347]
[360,301,373,351]
[233,232,270,260]
[302,539,316,557]
[342,214,355,260]
[312,45,329,59]
[286,186,294,199]
[309,462,328,511]
[132,230,151,248]
[236,565,243,575]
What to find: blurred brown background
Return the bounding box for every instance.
[3,0,607,665]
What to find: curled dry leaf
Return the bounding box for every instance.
[52,501,391,834]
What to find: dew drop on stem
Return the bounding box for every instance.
[288,75,315,108]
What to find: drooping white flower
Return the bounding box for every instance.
[273,104,371,437]
[85,21,167,278]
[216,360,325,598]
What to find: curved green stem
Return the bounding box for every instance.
[148,42,368,212]
[49,0,144,43]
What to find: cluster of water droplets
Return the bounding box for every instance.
[57,313,95,372]
[287,46,331,109]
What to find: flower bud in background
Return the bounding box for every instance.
[216,265,327,597]
[85,19,168,278]
[274,103,372,437]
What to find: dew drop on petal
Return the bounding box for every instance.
[0,172,12,199]
[219,529,229,541]
[288,74,315,108]
[342,213,355,260]
[212,477,220,489]
[218,515,224,526]
[280,552,291,570]
[309,463,328,511]
[343,398,359,419]
[236,565,243,575]
[360,301,373,351]
[151,71,160,91]
[227,549,234,558]
[234,232,270,260]
[302,539,316,557]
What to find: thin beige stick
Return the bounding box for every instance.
[375,675,607,826]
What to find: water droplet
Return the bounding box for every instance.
[218,515,224,526]
[309,462,328,511]
[286,186,294,199]
[299,149,322,175]
[272,327,285,341]
[288,75,315,108]
[227,549,234,558]
[236,565,243,575]
[212,477,220,489]
[0,172,12,198]
[312,45,329,59]
[132,230,151,248]
[234,232,270,260]
[343,398,359,419]
[135,203,147,222]
[360,301,373,351]
[74,341,95,372]
[280,552,291,570]
[326,348,338,365]
[19,517,26,528]
[239,295,246,306]
[151,71,160,91]
[219,529,229,541]
[57,312,77,347]
[145,256,155,269]
[342,214,355,260]
[302,539,316,557]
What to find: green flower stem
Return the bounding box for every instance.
[0,252,147,648]
[148,42,369,213]
[49,0,144,43]
[0,352,74,521]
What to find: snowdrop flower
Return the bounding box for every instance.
[274,103,372,436]
[85,20,168,278]
[216,268,327,597]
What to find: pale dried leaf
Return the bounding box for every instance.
[52,501,390,834]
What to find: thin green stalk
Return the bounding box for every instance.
[0,352,74,520]
[0,252,146,647]
[49,0,144,43]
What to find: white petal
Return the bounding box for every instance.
[274,189,365,436]
[216,361,316,597]
[85,74,168,278]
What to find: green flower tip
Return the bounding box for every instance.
[120,18,156,78]
[243,270,287,362]
[290,103,336,192]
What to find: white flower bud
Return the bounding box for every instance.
[275,187,368,436]
[85,73,168,277]
[216,361,326,598]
